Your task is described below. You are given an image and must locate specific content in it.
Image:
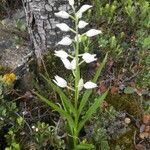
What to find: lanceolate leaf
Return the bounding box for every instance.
[124,86,135,94]
[78,53,108,116]
[41,74,77,116]
[34,91,75,129]
[78,90,108,133]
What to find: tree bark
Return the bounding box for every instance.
[22,0,71,66]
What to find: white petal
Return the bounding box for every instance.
[78,78,84,91]
[82,53,97,63]
[68,0,74,6]
[85,29,102,37]
[53,75,67,88]
[56,23,70,32]
[78,5,92,14]
[78,20,88,29]
[54,50,68,59]
[61,58,72,70]
[54,11,70,19]
[84,81,97,89]
[58,37,72,46]
[71,58,76,70]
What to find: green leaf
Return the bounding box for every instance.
[34,91,75,129]
[41,74,77,116]
[17,116,24,126]
[143,36,150,49]
[76,143,95,150]
[78,90,108,133]
[146,55,150,65]
[78,53,108,116]
[124,86,135,94]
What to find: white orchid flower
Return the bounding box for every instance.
[78,20,88,29]
[56,23,70,32]
[53,75,67,88]
[61,58,76,70]
[82,53,97,63]
[76,5,92,18]
[85,29,102,37]
[54,50,69,59]
[84,81,97,89]
[68,0,74,6]
[54,11,70,19]
[78,78,84,91]
[58,37,72,46]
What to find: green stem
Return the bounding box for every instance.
[74,13,80,110]
[72,6,80,149]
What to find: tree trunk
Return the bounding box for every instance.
[22,0,72,66]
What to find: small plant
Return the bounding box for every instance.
[35,0,108,149]
[30,122,66,150]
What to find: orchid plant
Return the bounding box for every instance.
[35,0,108,149]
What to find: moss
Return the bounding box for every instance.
[106,93,143,118]
[109,126,137,150]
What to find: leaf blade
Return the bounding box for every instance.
[34,91,75,128]
[78,90,108,133]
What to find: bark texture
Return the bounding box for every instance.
[22,0,71,65]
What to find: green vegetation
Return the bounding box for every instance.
[0,0,150,149]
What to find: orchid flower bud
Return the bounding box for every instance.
[82,53,97,63]
[54,11,70,19]
[78,78,84,91]
[53,75,67,88]
[78,20,88,29]
[75,34,82,42]
[85,29,102,37]
[71,58,76,70]
[58,37,72,46]
[54,50,69,59]
[84,81,97,89]
[68,0,74,6]
[76,5,92,18]
[56,23,70,32]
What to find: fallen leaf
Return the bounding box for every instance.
[142,114,150,124]
[135,144,146,150]
[111,86,119,95]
